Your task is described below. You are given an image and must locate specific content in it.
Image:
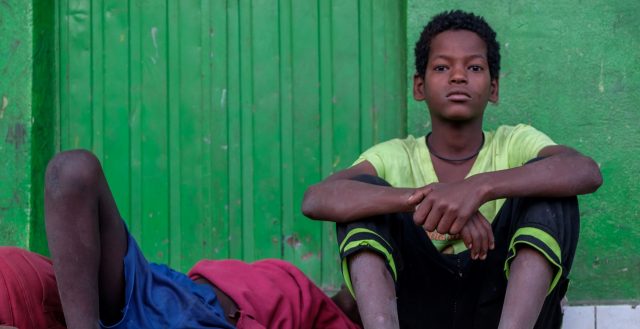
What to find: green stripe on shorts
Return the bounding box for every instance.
[504,227,563,295]
[340,231,397,298]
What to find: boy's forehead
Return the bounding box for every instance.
[429,30,487,59]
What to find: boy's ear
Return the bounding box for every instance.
[489,78,499,103]
[413,74,426,101]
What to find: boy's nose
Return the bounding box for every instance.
[449,67,467,84]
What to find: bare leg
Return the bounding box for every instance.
[348,251,399,329]
[45,150,128,328]
[498,247,553,329]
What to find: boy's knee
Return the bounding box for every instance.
[525,197,580,236]
[349,174,391,187]
[45,149,103,196]
[504,197,581,296]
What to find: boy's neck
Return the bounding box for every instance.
[428,120,484,156]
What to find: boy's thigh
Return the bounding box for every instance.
[494,196,580,269]
[103,230,233,329]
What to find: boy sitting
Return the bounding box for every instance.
[302,10,602,329]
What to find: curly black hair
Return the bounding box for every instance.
[414,10,500,80]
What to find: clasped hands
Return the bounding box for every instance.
[407,181,494,260]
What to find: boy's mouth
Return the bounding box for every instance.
[446,91,471,101]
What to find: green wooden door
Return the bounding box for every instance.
[56,0,406,290]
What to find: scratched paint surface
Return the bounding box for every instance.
[0,1,33,248]
[408,0,640,302]
[30,0,56,253]
[54,0,406,292]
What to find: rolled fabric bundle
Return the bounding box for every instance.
[0,247,66,329]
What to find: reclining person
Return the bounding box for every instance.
[38,149,360,329]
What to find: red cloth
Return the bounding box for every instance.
[0,247,66,329]
[189,259,360,329]
[0,249,358,329]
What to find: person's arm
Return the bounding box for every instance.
[477,145,602,199]
[303,159,499,260]
[413,145,603,236]
[301,161,418,223]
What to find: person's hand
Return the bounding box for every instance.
[459,212,494,260]
[409,180,485,235]
[408,180,494,259]
[405,184,432,210]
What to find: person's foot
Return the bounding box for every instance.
[331,286,361,325]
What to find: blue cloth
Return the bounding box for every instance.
[100,230,235,329]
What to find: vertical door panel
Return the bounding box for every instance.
[57,0,406,290]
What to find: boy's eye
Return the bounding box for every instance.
[433,65,448,72]
[468,65,484,72]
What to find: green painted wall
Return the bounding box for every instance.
[0,1,31,248]
[0,1,54,252]
[407,0,640,303]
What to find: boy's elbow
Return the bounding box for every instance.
[584,157,604,193]
[301,201,317,220]
[301,186,320,220]
[302,184,346,222]
[589,168,604,192]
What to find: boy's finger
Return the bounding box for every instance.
[436,210,456,234]
[460,225,473,250]
[469,218,486,260]
[412,199,432,226]
[407,190,424,204]
[475,218,490,260]
[479,214,495,250]
[423,204,444,232]
[478,216,489,260]
[409,185,434,202]
[449,213,470,235]
[467,218,482,260]
[473,212,494,250]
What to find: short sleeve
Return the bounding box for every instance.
[506,124,556,167]
[352,139,405,179]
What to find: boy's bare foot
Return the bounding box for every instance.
[331,285,361,325]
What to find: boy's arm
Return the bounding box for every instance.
[303,160,496,260]
[301,161,418,223]
[413,145,603,236]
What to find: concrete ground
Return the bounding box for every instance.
[562,305,640,328]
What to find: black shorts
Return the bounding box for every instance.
[336,175,579,329]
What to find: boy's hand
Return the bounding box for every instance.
[409,180,494,260]
[459,212,494,260]
[409,180,485,234]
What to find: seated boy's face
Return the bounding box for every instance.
[414,29,498,123]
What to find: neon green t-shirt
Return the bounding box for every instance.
[352,124,556,253]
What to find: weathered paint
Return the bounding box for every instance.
[53,0,406,292]
[408,0,640,302]
[0,0,53,252]
[30,0,56,254]
[0,1,34,249]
